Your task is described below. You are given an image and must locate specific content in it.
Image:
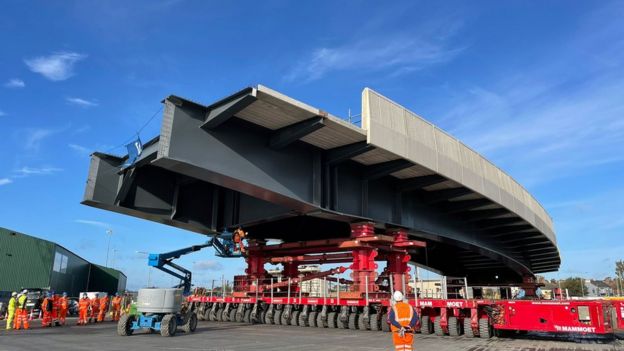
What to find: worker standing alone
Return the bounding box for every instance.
[14,290,29,330]
[111,293,122,321]
[388,291,418,351]
[98,294,109,322]
[6,292,17,330]
[90,293,100,323]
[77,293,90,325]
[59,292,69,325]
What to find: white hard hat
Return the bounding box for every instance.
[12,292,17,297]
[393,290,404,302]
[22,289,28,294]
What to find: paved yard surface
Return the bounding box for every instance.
[1,318,622,351]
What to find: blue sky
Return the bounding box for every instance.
[1,1,623,290]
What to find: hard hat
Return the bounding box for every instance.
[115,292,119,296]
[393,290,404,302]
[95,293,99,297]
[62,292,67,296]
[82,293,88,298]
[12,292,17,297]
[22,289,28,294]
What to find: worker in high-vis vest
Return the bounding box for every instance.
[6,292,17,330]
[388,291,418,351]
[14,290,30,330]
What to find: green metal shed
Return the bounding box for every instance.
[0,227,124,297]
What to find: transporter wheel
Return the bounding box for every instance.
[204,308,211,321]
[291,310,300,326]
[243,309,251,324]
[117,314,134,336]
[215,308,223,322]
[160,314,177,337]
[229,309,237,323]
[463,318,474,337]
[337,314,348,329]
[222,309,230,322]
[308,311,318,327]
[348,313,357,330]
[369,313,380,331]
[380,312,390,332]
[327,312,337,329]
[298,312,308,327]
[420,315,433,335]
[357,313,370,330]
[434,317,444,336]
[182,313,198,333]
[316,312,325,328]
[264,310,273,324]
[281,310,290,326]
[258,309,267,324]
[448,316,461,336]
[478,318,492,339]
[274,309,282,325]
[198,306,205,321]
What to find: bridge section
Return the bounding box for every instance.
[82,85,560,284]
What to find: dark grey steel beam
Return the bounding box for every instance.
[269,116,325,149]
[501,234,545,244]
[462,209,510,222]
[326,141,374,165]
[114,168,136,206]
[363,159,413,181]
[397,174,446,193]
[201,88,257,129]
[423,187,472,204]
[443,198,492,214]
[488,225,536,236]
[474,217,525,230]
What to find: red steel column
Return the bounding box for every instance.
[349,222,378,294]
[386,228,412,293]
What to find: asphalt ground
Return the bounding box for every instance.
[0,317,622,351]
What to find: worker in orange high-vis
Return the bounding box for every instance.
[58,292,69,325]
[41,292,53,328]
[388,291,418,351]
[14,290,30,330]
[111,293,122,321]
[77,293,90,325]
[89,293,100,323]
[51,291,60,326]
[98,294,109,322]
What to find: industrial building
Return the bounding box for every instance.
[0,227,127,297]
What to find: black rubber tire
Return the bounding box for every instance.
[182,313,198,333]
[434,317,444,336]
[291,310,300,326]
[463,317,474,337]
[208,307,216,321]
[281,310,290,326]
[308,311,318,328]
[264,310,273,325]
[221,309,229,322]
[160,314,177,337]
[327,312,337,329]
[381,312,390,332]
[448,316,461,336]
[357,313,370,330]
[298,312,308,327]
[229,309,237,323]
[348,313,357,330]
[337,314,347,329]
[274,309,282,325]
[370,313,380,331]
[243,309,251,324]
[215,308,223,322]
[479,318,492,339]
[198,306,205,321]
[117,314,134,336]
[258,309,267,324]
[316,312,325,328]
[420,315,432,334]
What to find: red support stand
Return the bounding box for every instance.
[386,228,412,294]
[349,222,378,294]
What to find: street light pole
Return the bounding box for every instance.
[105,229,113,267]
[580,277,584,297]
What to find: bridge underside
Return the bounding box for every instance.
[83,86,560,285]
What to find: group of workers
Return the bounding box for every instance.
[5,289,126,331]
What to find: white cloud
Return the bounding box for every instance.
[0,178,12,186]
[24,52,87,81]
[66,97,98,107]
[4,78,25,88]
[68,143,91,156]
[74,219,112,229]
[193,260,223,271]
[24,128,56,150]
[14,166,63,176]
